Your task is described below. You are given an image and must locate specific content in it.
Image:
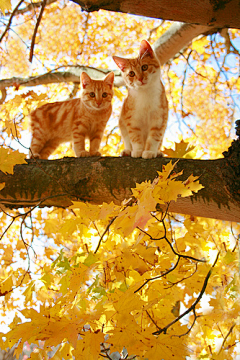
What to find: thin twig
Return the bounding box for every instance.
[134,257,180,293]
[174,308,200,337]
[219,323,236,353]
[152,251,220,335]
[5,0,56,16]
[0,193,68,240]
[94,216,117,254]
[0,0,25,43]
[147,20,165,41]
[230,223,239,252]
[146,310,161,332]
[180,51,208,80]
[29,0,47,62]
[166,262,198,288]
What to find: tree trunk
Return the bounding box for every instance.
[74,0,240,29]
[0,146,240,222]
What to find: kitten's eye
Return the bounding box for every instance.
[142,65,148,71]
[102,92,108,98]
[89,92,95,98]
[129,71,135,77]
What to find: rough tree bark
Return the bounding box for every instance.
[1,2,239,222]
[73,0,240,29]
[0,123,240,222]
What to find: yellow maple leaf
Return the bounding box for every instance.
[0,182,5,191]
[114,87,125,101]
[163,140,195,158]
[0,148,27,174]
[158,161,178,181]
[73,331,104,360]
[183,174,204,194]
[134,244,158,265]
[0,273,13,295]
[99,201,120,220]
[114,288,144,313]
[145,333,188,359]
[0,0,11,14]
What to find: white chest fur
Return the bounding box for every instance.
[129,79,163,128]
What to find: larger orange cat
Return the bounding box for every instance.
[29,71,114,159]
[113,40,168,159]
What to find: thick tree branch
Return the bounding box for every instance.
[152,22,211,64]
[73,0,240,29]
[0,22,218,95]
[0,153,240,222]
[0,68,123,92]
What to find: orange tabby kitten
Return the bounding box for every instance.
[29,71,114,159]
[113,40,168,159]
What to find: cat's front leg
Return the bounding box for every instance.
[131,144,144,158]
[142,140,159,159]
[120,118,143,157]
[142,125,165,159]
[89,133,102,157]
[128,127,144,158]
[119,118,132,156]
[73,133,90,157]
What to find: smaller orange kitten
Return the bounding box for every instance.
[29,71,114,159]
[113,40,168,159]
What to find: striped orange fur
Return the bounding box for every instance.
[113,40,168,159]
[29,71,114,159]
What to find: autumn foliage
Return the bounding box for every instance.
[0,0,240,359]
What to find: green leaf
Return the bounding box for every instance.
[83,253,97,267]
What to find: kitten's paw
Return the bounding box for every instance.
[121,149,131,157]
[30,153,40,159]
[142,150,157,159]
[77,150,90,157]
[131,150,143,158]
[90,151,101,157]
[157,151,164,157]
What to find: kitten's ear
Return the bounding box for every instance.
[112,56,128,71]
[139,40,154,59]
[81,72,92,88]
[104,72,115,88]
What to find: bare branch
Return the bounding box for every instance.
[153,23,213,65]
[5,0,57,16]
[220,28,240,55]
[0,22,219,92]
[134,257,180,293]
[29,0,47,62]
[0,0,25,43]
[153,251,220,335]
[219,323,236,353]
[94,216,117,253]
[0,66,123,90]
